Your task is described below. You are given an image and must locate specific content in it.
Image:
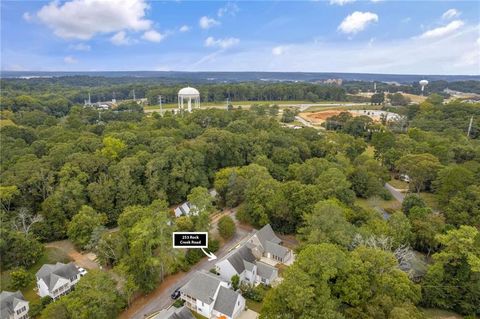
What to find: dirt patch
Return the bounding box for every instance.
[300,110,354,124]
[45,240,99,270]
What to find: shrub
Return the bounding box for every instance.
[218,215,236,240]
[9,267,34,290]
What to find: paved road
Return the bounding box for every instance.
[124,214,251,319]
[384,183,406,203]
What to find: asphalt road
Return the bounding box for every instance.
[126,215,251,319]
[384,183,406,203]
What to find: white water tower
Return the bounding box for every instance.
[419,80,429,95]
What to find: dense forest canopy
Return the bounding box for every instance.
[0,77,479,318]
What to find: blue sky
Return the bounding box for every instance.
[1,0,479,74]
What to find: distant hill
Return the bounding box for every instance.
[1,71,479,83]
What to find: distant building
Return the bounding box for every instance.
[35,262,81,300]
[180,271,245,319]
[0,291,29,319]
[323,78,343,86]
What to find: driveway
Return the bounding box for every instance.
[120,213,252,319]
[384,182,406,203]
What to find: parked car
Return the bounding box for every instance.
[171,288,181,299]
[78,267,88,276]
[399,174,410,183]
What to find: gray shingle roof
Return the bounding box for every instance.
[256,262,277,281]
[212,286,240,318]
[255,224,282,248]
[265,241,289,259]
[36,262,80,291]
[179,271,222,304]
[0,291,26,319]
[226,245,256,274]
[152,306,195,319]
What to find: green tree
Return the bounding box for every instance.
[422,226,480,315]
[218,215,236,240]
[396,153,442,193]
[445,185,480,227]
[409,207,445,254]
[371,93,385,105]
[9,267,34,289]
[67,206,107,249]
[98,136,126,160]
[231,274,240,291]
[187,186,214,216]
[433,165,475,206]
[401,194,426,215]
[299,199,355,248]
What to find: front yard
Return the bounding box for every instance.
[0,247,72,304]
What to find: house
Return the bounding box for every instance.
[0,291,29,319]
[215,245,278,286]
[179,271,245,319]
[149,306,195,319]
[247,224,292,264]
[174,202,194,218]
[35,262,81,300]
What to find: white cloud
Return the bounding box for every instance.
[418,20,464,39]
[110,31,132,45]
[204,36,239,49]
[218,3,239,17]
[36,0,151,40]
[64,56,78,64]
[338,11,378,34]
[69,43,91,51]
[442,9,461,20]
[179,25,190,32]
[272,46,286,56]
[142,30,165,43]
[199,16,220,29]
[22,12,32,22]
[329,0,355,5]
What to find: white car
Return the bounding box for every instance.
[77,267,88,276]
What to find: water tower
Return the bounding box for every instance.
[419,80,429,95]
[178,87,200,112]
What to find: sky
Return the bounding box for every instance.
[1,0,479,75]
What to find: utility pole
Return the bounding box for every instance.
[467,116,473,138]
[226,97,230,110]
[133,89,136,101]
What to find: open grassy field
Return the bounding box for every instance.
[0,247,72,303]
[421,308,463,319]
[355,197,401,212]
[303,103,373,112]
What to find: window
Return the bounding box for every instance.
[16,306,26,314]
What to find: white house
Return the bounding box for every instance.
[174,202,195,218]
[35,262,81,300]
[247,224,292,264]
[0,291,29,319]
[215,245,278,286]
[179,271,245,319]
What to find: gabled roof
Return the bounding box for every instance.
[265,241,290,259]
[179,271,223,304]
[243,260,255,272]
[36,262,80,291]
[0,291,26,318]
[255,224,282,248]
[226,245,256,274]
[213,286,241,318]
[152,306,195,319]
[256,262,277,281]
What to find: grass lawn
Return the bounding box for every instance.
[421,308,463,319]
[0,247,72,304]
[246,299,263,313]
[355,197,401,212]
[388,178,410,190]
[304,103,374,112]
[419,192,440,211]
